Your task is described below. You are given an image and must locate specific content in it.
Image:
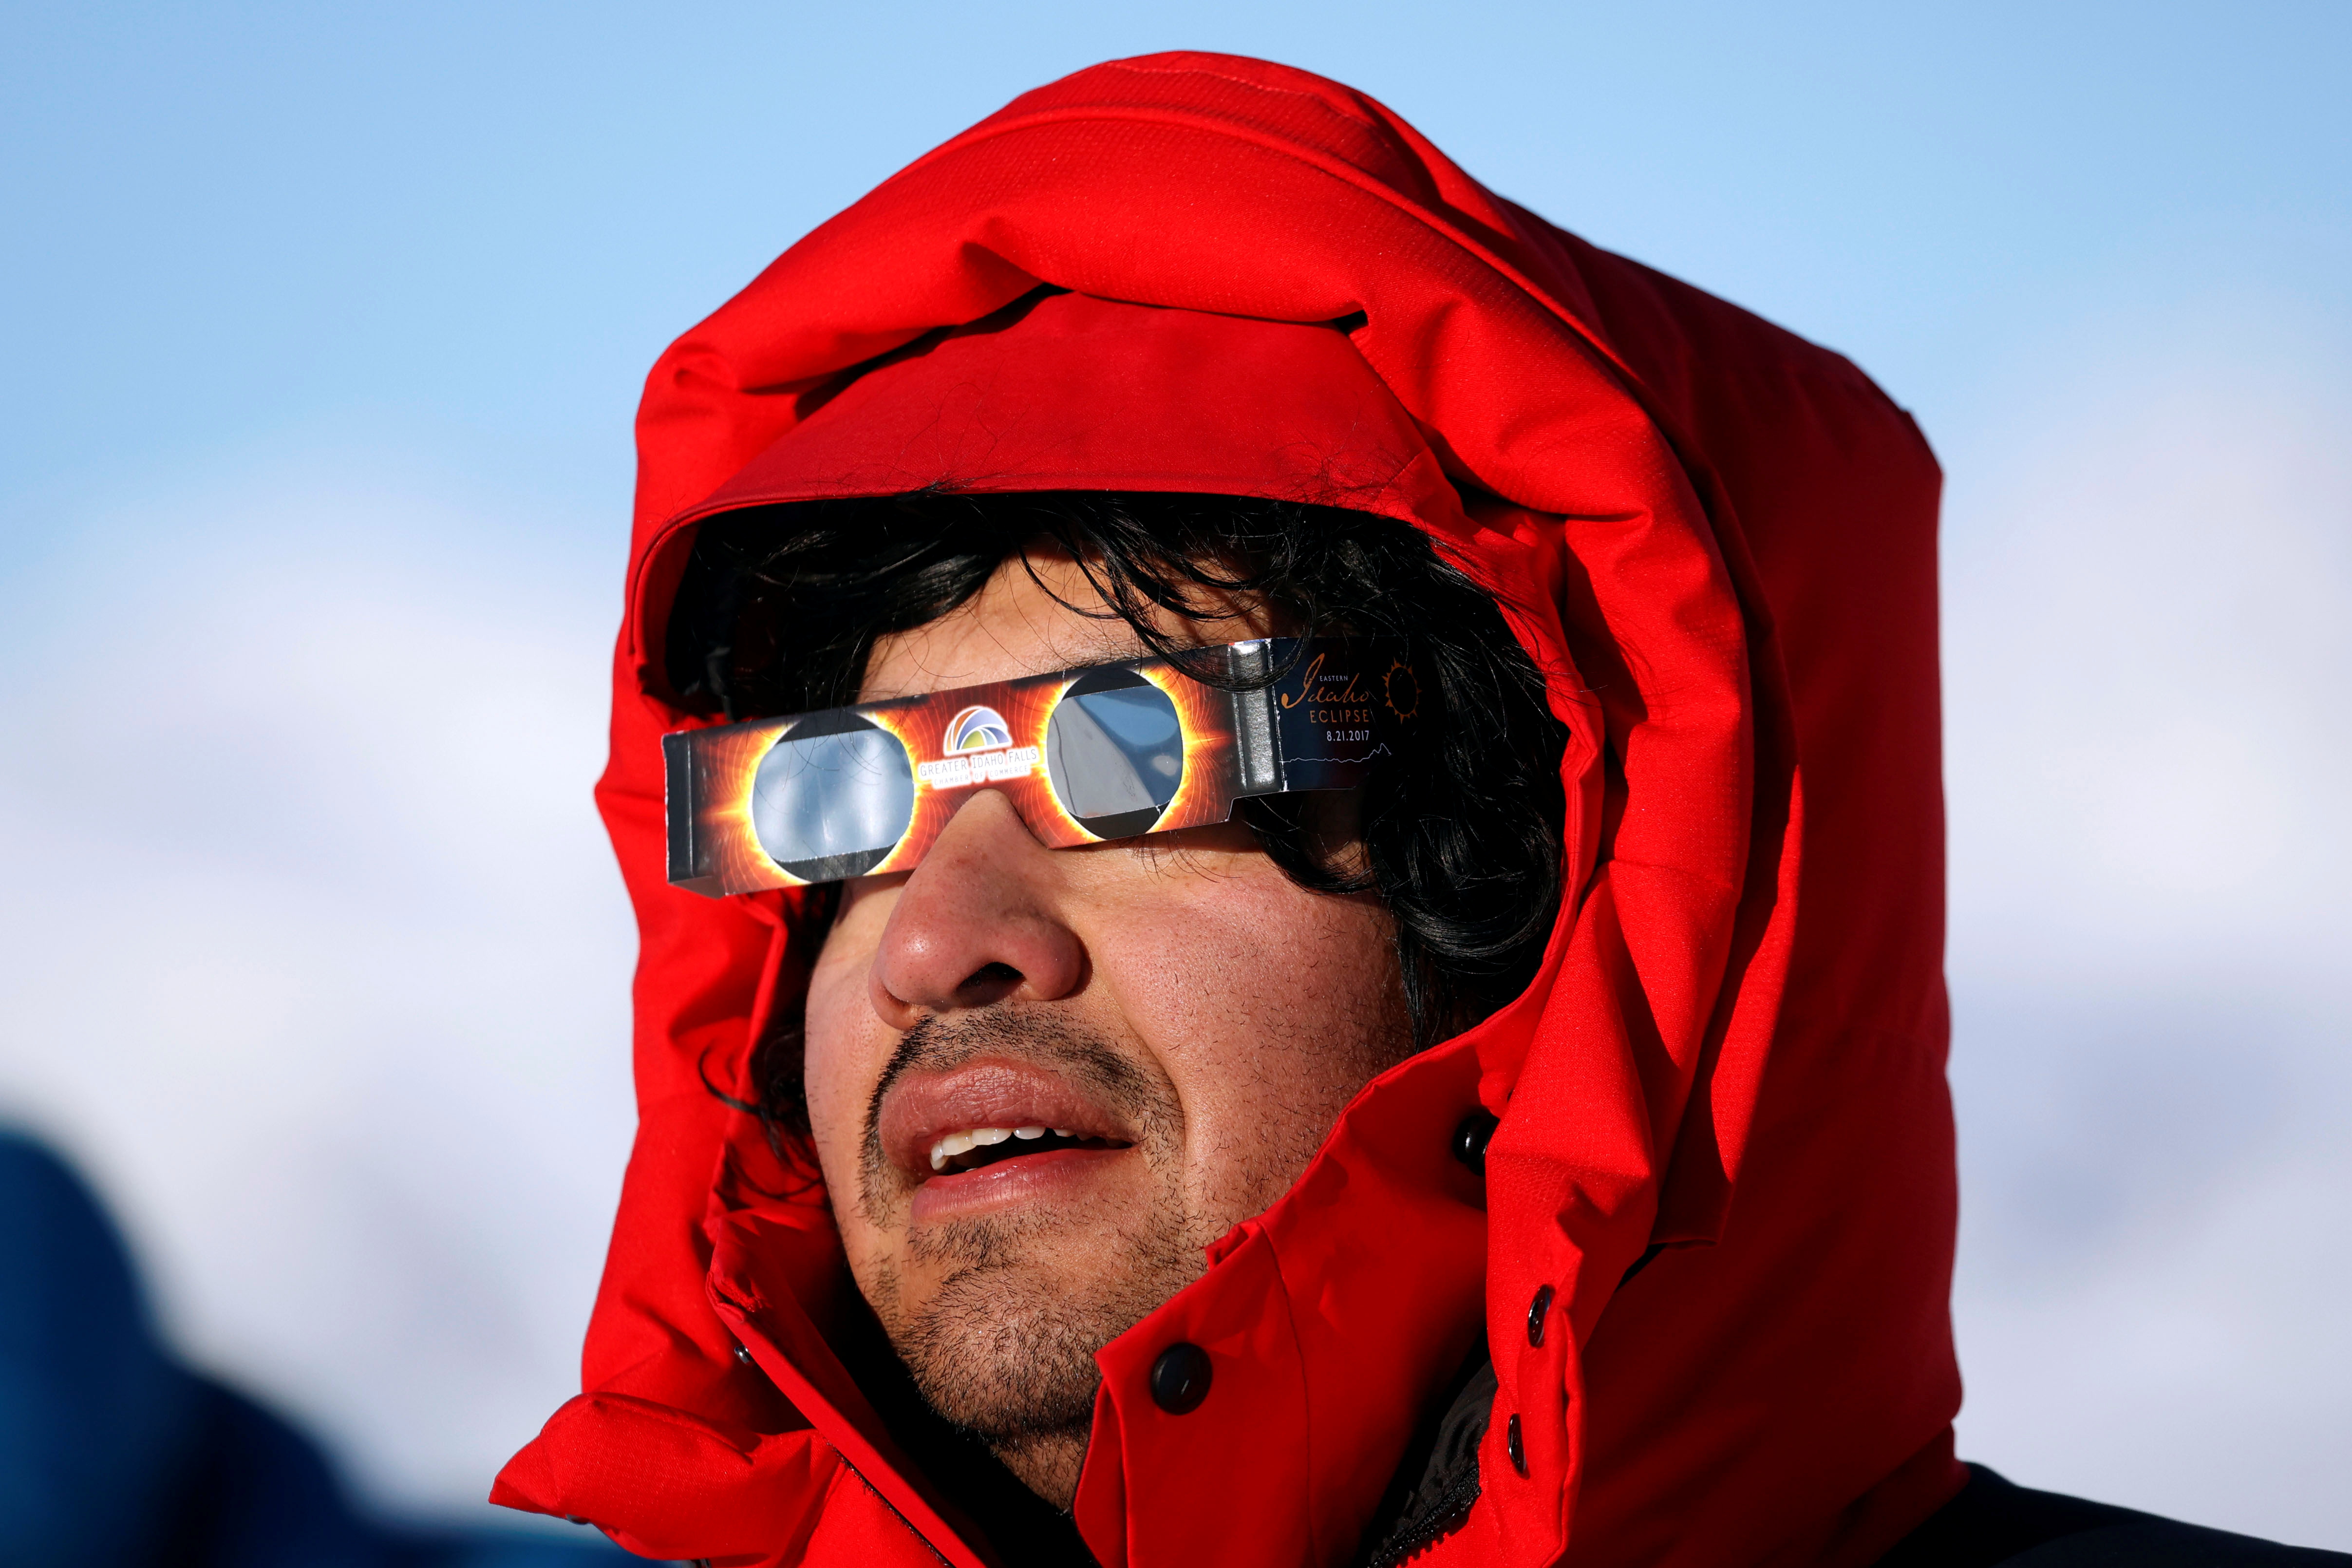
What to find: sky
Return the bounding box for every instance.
[3,0,2348,1548]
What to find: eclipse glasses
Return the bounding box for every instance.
[663,638,1416,895]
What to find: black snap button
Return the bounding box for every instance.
[1148,1341,1212,1414]
[1527,1284,1554,1347]
[1451,1111,1500,1171]
[1506,1413,1527,1475]
[733,1343,754,1367]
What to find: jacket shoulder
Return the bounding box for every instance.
[1877,1465,2351,1568]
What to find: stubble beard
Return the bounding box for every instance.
[856,1015,1202,1507]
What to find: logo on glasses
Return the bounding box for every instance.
[919,704,1038,790]
[946,705,1014,753]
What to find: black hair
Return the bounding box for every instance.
[664,490,1568,1147]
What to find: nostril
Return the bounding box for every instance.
[960,961,1023,994]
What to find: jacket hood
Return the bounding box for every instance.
[494,52,1959,1568]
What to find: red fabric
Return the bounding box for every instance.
[491,52,1960,1568]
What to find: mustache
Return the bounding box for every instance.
[858,1008,1155,1190]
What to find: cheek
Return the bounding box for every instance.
[1150,863,1396,1029]
[1105,860,1406,1152]
[800,907,890,1197]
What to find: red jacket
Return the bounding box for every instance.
[494,52,1960,1568]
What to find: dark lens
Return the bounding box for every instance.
[750,713,915,883]
[1045,669,1185,839]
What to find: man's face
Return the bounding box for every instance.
[800,548,1413,1507]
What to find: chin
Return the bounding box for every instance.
[898,1260,1126,1437]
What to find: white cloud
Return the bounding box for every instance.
[0,453,638,1522]
[1942,302,2352,1547]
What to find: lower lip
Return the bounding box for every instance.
[909,1145,1130,1224]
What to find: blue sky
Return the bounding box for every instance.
[4,0,2348,1547]
[7,1,2345,525]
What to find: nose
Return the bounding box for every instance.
[867,789,1088,1029]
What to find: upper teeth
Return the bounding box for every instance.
[929,1125,1070,1172]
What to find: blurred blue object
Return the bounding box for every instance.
[0,1128,643,1568]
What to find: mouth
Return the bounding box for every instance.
[877,1054,1140,1200]
[927,1124,1129,1175]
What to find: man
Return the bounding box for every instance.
[494,54,2344,1568]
